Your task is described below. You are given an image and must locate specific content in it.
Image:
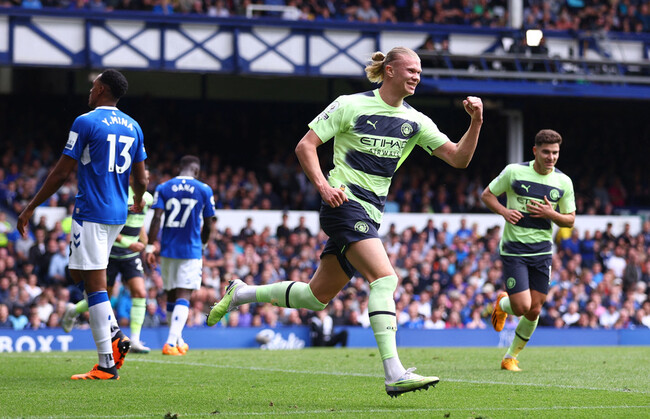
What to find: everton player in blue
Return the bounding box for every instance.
[145,155,216,356]
[17,69,148,380]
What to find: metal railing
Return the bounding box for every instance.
[418,51,650,86]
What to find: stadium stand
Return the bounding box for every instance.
[1,134,650,332]
[3,0,649,34]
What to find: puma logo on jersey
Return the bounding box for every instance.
[521,184,531,193]
[367,120,378,129]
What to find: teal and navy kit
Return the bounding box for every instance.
[107,187,154,287]
[488,160,576,294]
[308,89,450,276]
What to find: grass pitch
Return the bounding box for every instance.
[0,346,648,418]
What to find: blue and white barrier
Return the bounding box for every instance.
[1,326,649,353]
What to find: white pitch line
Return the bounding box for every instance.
[128,357,650,395]
[177,405,650,417]
[3,405,650,419]
[9,353,650,395]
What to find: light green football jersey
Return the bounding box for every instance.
[110,187,154,259]
[488,161,576,257]
[308,89,449,224]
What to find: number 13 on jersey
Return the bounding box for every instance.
[107,134,135,173]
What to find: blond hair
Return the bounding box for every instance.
[364,47,419,84]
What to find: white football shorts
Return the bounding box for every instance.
[160,257,203,291]
[69,220,123,270]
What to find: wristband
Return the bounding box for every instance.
[145,244,155,254]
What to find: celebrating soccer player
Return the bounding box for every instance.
[208,46,483,396]
[482,129,576,371]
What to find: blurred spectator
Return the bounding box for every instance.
[465,307,487,329]
[606,245,627,279]
[622,248,642,293]
[599,303,620,328]
[293,215,312,238]
[143,301,164,327]
[402,301,424,329]
[28,228,49,284]
[310,309,348,347]
[26,309,45,330]
[355,0,379,22]
[424,307,446,329]
[207,0,230,17]
[275,212,291,240]
[561,228,581,260]
[47,239,69,285]
[9,304,28,330]
[562,301,581,327]
[0,303,11,328]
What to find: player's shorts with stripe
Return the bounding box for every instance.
[319,199,380,278]
[160,257,202,291]
[107,255,145,288]
[69,220,123,270]
[501,254,552,295]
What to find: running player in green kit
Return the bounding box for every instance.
[482,129,575,371]
[208,46,484,396]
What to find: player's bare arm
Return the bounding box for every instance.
[202,216,216,248]
[481,187,523,225]
[145,208,163,267]
[432,96,483,169]
[129,161,148,213]
[527,196,575,227]
[127,228,148,253]
[295,129,348,208]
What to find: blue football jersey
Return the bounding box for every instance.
[152,176,216,259]
[62,106,147,225]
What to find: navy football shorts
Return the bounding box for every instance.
[319,199,380,279]
[107,255,145,287]
[501,254,552,295]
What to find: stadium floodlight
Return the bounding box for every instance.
[526,29,544,47]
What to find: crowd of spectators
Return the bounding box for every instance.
[2,174,650,334]
[2,0,650,34]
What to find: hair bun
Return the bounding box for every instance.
[371,52,386,62]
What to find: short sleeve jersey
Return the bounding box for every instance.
[110,187,154,259]
[62,106,147,225]
[308,89,449,224]
[151,176,216,259]
[488,161,576,257]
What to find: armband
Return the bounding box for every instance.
[145,244,155,254]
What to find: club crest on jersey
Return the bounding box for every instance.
[315,101,340,123]
[400,122,413,137]
[354,221,369,233]
[549,189,560,200]
[326,101,340,113]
